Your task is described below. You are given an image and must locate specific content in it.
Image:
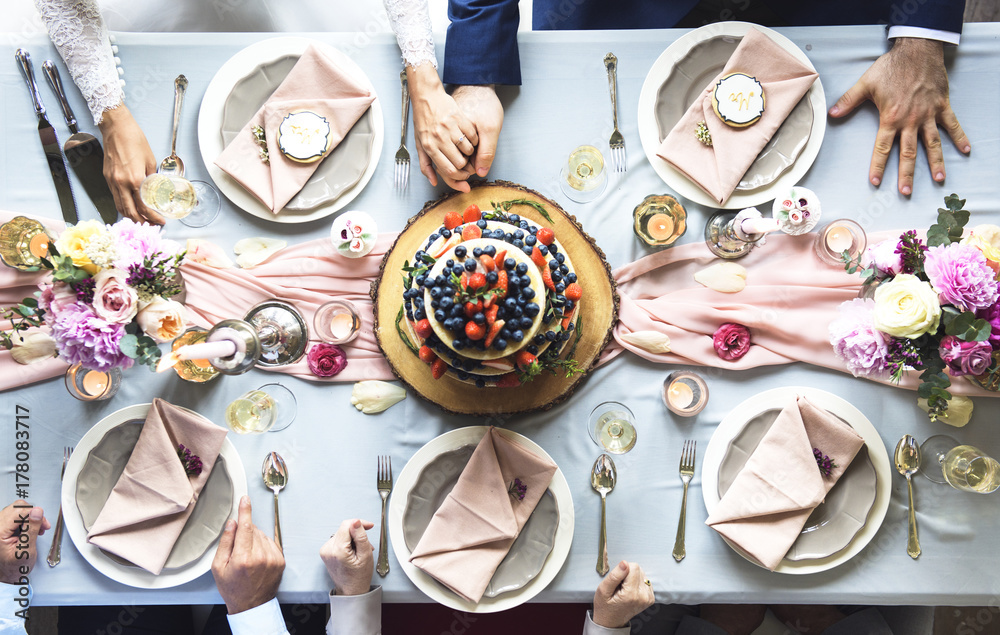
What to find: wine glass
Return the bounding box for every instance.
[224,383,297,434]
[941,445,1000,494]
[919,434,960,484]
[140,173,220,228]
[589,401,636,454]
[560,145,607,204]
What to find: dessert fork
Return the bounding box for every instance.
[376,455,393,576]
[46,446,73,567]
[394,70,410,190]
[672,440,696,562]
[604,53,626,173]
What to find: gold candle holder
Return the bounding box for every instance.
[170,327,221,383]
[0,216,53,272]
[633,195,687,247]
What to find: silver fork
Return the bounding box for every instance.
[604,52,626,173]
[376,455,393,577]
[46,446,73,567]
[394,70,410,190]
[672,440,696,562]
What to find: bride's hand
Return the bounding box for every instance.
[98,105,163,224]
[408,64,478,191]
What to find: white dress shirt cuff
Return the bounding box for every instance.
[583,610,630,635]
[227,598,289,635]
[327,586,381,635]
[888,26,961,46]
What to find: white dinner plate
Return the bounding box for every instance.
[389,426,575,612]
[61,403,248,589]
[198,36,384,223]
[702,387,891,574]
[637,22,826,209]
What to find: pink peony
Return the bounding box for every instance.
[829,298,891,378]
[938,335,993,376]
[924,243,1000,311]
[92,269,138,324]
[37,281,78,325]
[713,323,751,361]
[49,303,133,371]
[110,218,180,270]
[864,239,903,276]
[307,342,347,377]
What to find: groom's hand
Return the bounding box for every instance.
[452,85,504,184]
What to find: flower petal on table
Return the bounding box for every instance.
[234,237,287,269]
[694,262,747,293]
[185,239,233,269]
[351,380,406,414]
[619,330,672,354]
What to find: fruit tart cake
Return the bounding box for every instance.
[399,203,584,387]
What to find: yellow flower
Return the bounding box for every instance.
[962,225,1000,276]
[54,220,106,274]
[872,274,941,339]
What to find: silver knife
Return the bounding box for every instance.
[43,60,117,225]
[15,49,77,225]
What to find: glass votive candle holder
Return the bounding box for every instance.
[816,219,866,266]
[65,364,122,401]
[314,300,362,344]
[559,145,608,203]
[662,371,709,416]
[633,194,687,247]
[0,216,52,272]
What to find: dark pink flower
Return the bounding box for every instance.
[938,335,993,376]
[713,323,751,361]
[307,342,347,377]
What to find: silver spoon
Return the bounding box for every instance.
[159,75,188,175]
[261,451,287,551]
[591,454,617,575]
[894,435,921,559]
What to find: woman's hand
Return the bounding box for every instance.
[98,105,163,224]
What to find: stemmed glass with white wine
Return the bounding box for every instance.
[921,435,1000,493]
[225,383,297,434]
[589,401,637,454]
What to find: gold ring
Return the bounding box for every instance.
[644,578,651,587]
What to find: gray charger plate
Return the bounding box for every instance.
[654,34,813,192]
[220,53,375,212]
[718,409,877,561]
[75,419,233,570]
[402,445,559,598]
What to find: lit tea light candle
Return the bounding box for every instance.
[662,371,709,416]
[825,224,854,252]
[81,370,110,396]
[330,312,356,340]
[647,213,675,242]
[27,233,49,258]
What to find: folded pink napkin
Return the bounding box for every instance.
[215,44,375,213]
[657,28,818,205]
[705,395,864,571]
[409,427,558,603]
[87,399,228,574]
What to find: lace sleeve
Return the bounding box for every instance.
[383,0,438,69]
[33,0,124,125]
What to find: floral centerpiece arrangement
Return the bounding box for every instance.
[830,195,1000,422]
[1,219,187,371]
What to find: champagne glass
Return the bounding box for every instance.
[225,383,297,434]
[140,173,220,228]
[919,434,960,484]
[559,145,607,204]
[589,401,636,454]
[941,445,1000,494]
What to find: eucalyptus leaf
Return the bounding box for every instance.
[119,334,139,358]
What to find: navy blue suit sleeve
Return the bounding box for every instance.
[888,0,964,35]
[443,0,521,85]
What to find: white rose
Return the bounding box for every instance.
[872,274,941,339]
[136,296,187,343]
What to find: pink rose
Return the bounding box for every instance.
[939,335,993,376]
[92,269,138,324]
[713,323,751,361]
[307,343,347,377]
